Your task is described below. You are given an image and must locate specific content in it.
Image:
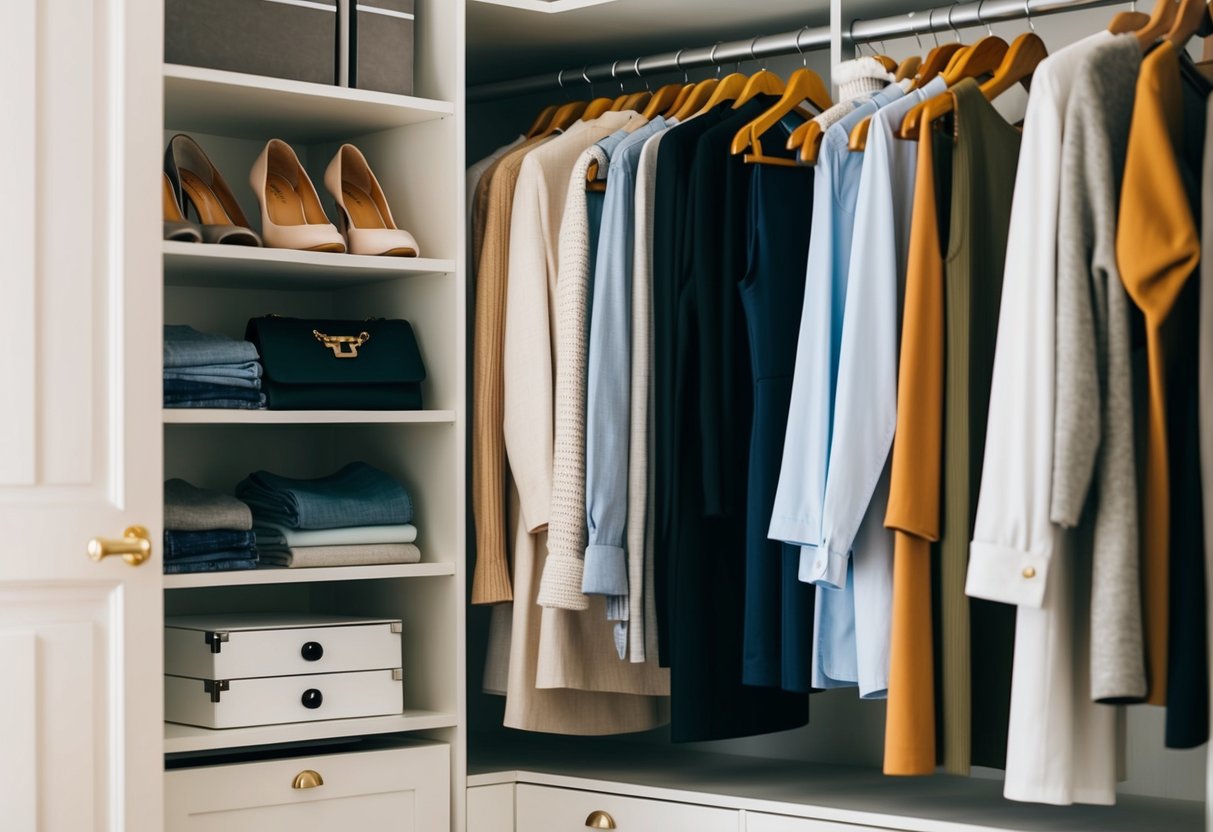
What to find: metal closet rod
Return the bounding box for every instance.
[467,0,1125,101]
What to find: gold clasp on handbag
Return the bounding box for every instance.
[313,329,371,359]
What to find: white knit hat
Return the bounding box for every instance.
[834,56,896,102]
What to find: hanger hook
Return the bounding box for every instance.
[611,59,625,94]
[710,41,723,77]
[909,11,924,51]
[976,0,992,35]
[848,17,861,57]
[674,48,688,84]
[581,66,595,98]
[557,68,570,100]
[749,34,764,69]
[1023,0,1036,31]
[633,56,650,92]
[795,25,810,66]
[946,2,962,42]
[928,7,940,48]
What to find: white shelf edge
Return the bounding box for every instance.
[163,561,456,589]
[163,410,456,425]
[163,63,455,117]
[162,240,455,284]
[164,710,458,754]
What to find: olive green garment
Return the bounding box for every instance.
[940,78,1020,774]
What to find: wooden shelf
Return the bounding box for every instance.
[163,64,454,142]
[163,241,454,290]
[165,710,458,754]
[164,561,455,590]
[163,410,455,425]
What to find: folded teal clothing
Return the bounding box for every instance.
[255,523,417,548]
[236,462,413,530]
[164,557,258,574]
[164,325,260,369]
[163,364,263,388]
[164,529,257,559]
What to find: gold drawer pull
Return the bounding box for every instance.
[87,526,152,566]
[291,770,324,790]
[585,810,616,829]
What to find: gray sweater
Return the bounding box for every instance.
[1051,33,1146,703]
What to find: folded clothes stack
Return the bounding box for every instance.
[237,462,420,568]
[164,325,265,409]
[163,479,259,574]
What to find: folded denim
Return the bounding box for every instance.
[165,479,253,531]
[257,543,420,568]
[255,523,417,548]
[164,558,259,574]
[162,547,257,565]
[164,529,257,559]
[164,387,263,404]
[164,398,265,410]
[164,378,262,395]
[236,462,413,530]
[163,364,263,387]
[164,325,260,369]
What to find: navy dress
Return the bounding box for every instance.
[740,142,816,694]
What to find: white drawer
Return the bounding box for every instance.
[166,741,449,832]
[165,613,402,679]
[746,812,891,832]
[165,667,402,728]
[516,784,738,832]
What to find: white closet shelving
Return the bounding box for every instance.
[161,1,466,829]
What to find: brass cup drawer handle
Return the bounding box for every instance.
[292,770,324,790]
[87,526,152,566]
[586,810,616,829]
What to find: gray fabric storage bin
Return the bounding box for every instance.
[351,0,415,96]
[166,0,338,86]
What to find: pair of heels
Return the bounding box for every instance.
[162,135,420,257]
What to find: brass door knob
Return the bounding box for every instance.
[291,770,324,790]
[585,810,616,829]
[87,526,152,566]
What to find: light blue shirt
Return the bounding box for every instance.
[820,78,948,699]
[583,118,669,657]
[767,83,906,693]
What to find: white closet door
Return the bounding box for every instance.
[0,0,163,830]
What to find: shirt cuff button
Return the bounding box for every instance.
[1022,566,1037,579]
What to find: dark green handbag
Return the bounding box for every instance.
[245,316,426,410]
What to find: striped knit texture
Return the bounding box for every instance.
[537,146,610,610]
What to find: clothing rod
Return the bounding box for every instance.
[467,0,1125,102]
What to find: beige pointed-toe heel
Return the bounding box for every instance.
[250,139,346,253]
[324,144,420,257]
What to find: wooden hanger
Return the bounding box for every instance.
[609,93,629,111]
[582,97,616,120]
[1164,0,1213,44]
[915,42,966,85]
[623,91,652,111]
[731,66,832,163]
[733,69,787,108]
[896,55,923,82]
[978,31,1048,98]
[1108,8,1152,32]
[897,35,1009,139]
[670,77,720,121]
[1136,0,1181,48]
[537,100,587,137]
[695,72,750,116]
[643,83,685,119]
[873,54,899,72]
[525,104,558,139]
[665,83,694,117]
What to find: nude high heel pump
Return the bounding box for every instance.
[162,172,202,243]
[324,144,420,257]
[165,135,261,246]
[250,139,346,253]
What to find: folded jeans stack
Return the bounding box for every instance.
[237,462,420,568]
[164,325,265,409]
[163,479,259,574]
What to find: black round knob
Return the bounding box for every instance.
[300,641,324,662]
[301,689,323,709]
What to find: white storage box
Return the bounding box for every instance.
[165,668,403,729]
[164,613,404,729]
[165,613,402,679]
